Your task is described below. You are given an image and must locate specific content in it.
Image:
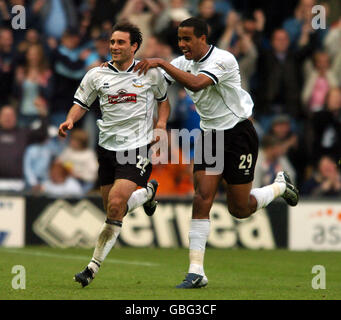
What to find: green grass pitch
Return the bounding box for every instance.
[0,246,340,300]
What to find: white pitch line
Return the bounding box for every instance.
[1,248,159,267]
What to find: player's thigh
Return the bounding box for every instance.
[225,182,253,219]
[224,121,258,183]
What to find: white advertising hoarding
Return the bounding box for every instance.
[0,197,25,247]
[289,202,341,251]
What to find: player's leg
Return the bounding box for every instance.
[226,171,299,220]
[100,184,113,212]
[225,182,256,219]
[176,170,221,289]
[75,179,138,287]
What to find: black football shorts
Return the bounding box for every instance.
[193,119,259,184]
[97,144,152,187]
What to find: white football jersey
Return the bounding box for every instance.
[74,60,168,151]
[164,45,254,131]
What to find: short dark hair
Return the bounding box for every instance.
[179,17,208,39]
[112,21,143,53]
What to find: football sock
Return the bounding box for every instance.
[250,182,286,211]
[88,219,122,275]
[188,219,210,277]
[126,187,152,213]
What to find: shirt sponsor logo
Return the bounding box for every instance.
[102,82,110,89]
[108,89,137,104]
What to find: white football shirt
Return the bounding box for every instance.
[164,45,254,131]
[74,60,168,151]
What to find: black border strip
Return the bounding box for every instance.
[74,98,90,111]
[164,75,172,85]
[198,45,214,63]
[199,70,218,84]
[156,92,168,102]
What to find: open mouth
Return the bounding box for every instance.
[182,49,191,57]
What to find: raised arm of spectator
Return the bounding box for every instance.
[217,10,239,50]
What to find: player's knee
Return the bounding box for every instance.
[107,197,126,219]
[228,203,251,219]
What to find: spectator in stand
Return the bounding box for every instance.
[154,0,191,34]
[283,0,328,49]
[23,127,60,193]
[32,0,78,40]
[310,87,341,164]
[84,33,111,70]
[48,28,91,126]
[255,28,317,131]
[0,27,14,106]
[87,0,125,31]
[58,129,98,194]
[324,17,341,61]
[117,0,164,58]
[302,51,338,114]
[0,104,47,191]
[41,160,83,197]
[13,44,52,127]
[196,0,224,45]
[0,0,10,26]
[158,3,191,55]
[268,114,309,189]
[253,134,296,189]
[218,11,259,92]
[325,19,341,86]
[302,155,341,197]
[16,29,42,56]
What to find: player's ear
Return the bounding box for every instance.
[132,42,138,54]
[200,34,207,44]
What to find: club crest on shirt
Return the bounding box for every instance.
[215,61,226,71]
[108,89,137,104]
[132,78,144,88]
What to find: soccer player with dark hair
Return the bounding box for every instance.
[134,17,299,288]
[59,21,170,287]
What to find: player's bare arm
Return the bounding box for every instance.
[58,104,86,138]
[155,98,170,130]
[134,58,213,92]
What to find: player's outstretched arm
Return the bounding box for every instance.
[58,104,87,138]
[134,59,213,92]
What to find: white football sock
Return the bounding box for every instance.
[188,219,210,277]
[88,219,122,274]
[250,182,286,211]
[126,187,152,213]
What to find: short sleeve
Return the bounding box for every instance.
[73,68,98,111]
[162,56,182,85]
[198,54,238,85]
[150,68,168,102]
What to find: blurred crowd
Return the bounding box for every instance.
[0,0,340,198]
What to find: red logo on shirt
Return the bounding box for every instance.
[108,89,137,104]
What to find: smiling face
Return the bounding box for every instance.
[177,26,208,61]
[110,31,137,66]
